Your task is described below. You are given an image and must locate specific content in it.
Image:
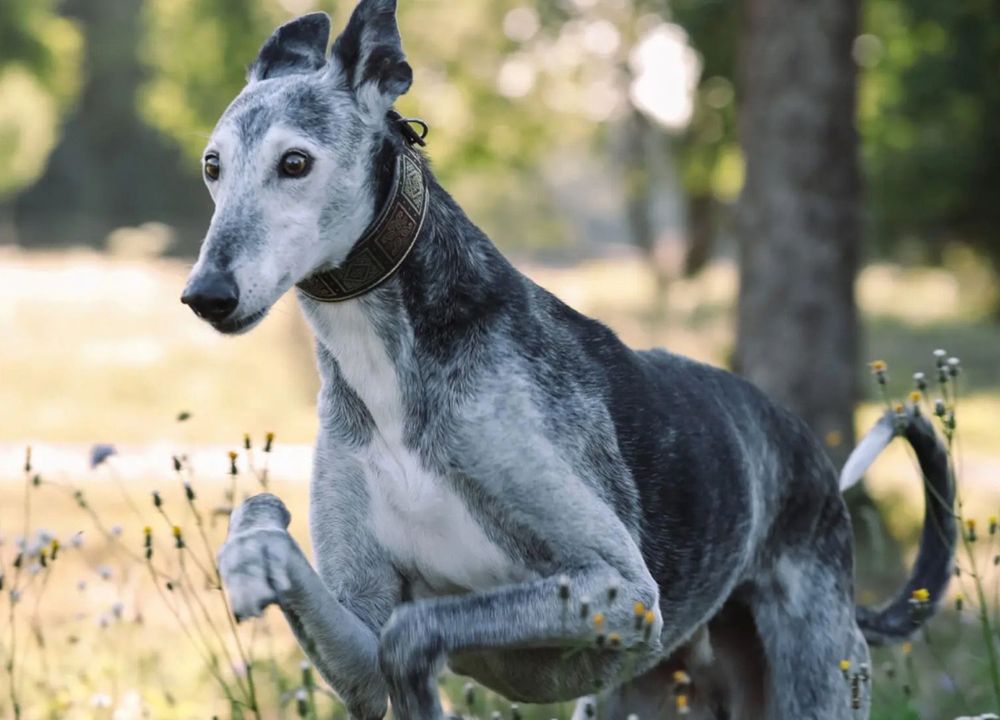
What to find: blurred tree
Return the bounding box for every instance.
[13,0,210,251]
[0,0,81,204]
[734,0,861,470]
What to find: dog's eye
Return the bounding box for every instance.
[279,151,311,178]
[204,153,221,181]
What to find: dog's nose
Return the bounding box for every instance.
[181,270,240,322]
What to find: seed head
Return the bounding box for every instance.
[557,574,570,600]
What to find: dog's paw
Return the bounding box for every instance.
[218,526,295,621]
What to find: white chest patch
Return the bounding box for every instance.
[309,302,524,594]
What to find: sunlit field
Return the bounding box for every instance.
[3,248,1000,718]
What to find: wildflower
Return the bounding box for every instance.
[579,595,591,619]
[839,659,851,678]
[934,399,947,417]
[902,641,913,655]
[607,583,619,603]
[673,669,691,685]
[557,574,570,600]
[966,519,977,543]
[676,694,690,715]
[947,357,961,377]
[908,390,922,405]
[859,662,870,682]
[991,516,998,536]
[911,588,930,602]
[50,538,60,561]
[184,482,195,502]
[296,688,308,719]
[869,360,888,385]
[933,349,947,365]
[172,526,185,549]
[89,444,117,469]
[172,455,183,473]
[243,433,252,450]
[893,402,904,415]
[511,704,522,720]
[90,693,113,709]
[594,633,606,647]
[265,432,275,453]
[633,600,646,629]
[913,372,927,391]
[955,593,964,611]
[229,450,239,475]
[152,490,162,509]
[608,632,621,648]
[593,612,605,630]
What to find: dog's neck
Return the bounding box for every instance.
[298,141,517,411]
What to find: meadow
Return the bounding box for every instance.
[2,247,1000,719]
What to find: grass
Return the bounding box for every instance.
[2,247,1000,717]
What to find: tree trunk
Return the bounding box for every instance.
[735,0,860,471]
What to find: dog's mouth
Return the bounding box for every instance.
[212,308,269,335]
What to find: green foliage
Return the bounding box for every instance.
[0,0,81,197]
[859,0,1000,267]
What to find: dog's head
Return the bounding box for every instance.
[181,1,412,333]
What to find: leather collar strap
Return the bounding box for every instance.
[296,141,428,303]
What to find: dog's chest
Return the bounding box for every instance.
[314,303,524,594]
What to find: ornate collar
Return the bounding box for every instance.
[296,116,429,303]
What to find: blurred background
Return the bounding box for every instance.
[1,0,999,717]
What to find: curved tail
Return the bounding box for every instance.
[840,409,956,645]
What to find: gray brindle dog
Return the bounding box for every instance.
[181,4,955,719]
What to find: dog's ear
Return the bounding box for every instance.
[331,0,412,114]
[249,12,331,82]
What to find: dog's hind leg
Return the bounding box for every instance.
[749,552,870,720]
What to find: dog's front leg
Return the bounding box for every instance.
[379,570,664,720]
[218,494,389,720]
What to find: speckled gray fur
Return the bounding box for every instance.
[190,4,956,719]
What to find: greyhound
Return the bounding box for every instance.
[180,4,955,719]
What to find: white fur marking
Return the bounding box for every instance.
[308,302,524,594]
[839,417,895,491]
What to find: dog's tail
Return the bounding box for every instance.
[840,409,956,645]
